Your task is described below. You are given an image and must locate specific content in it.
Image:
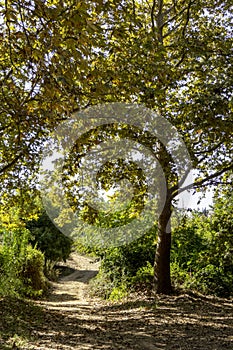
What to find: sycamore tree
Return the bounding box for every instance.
[1,0,232,294]
[84,0,233,293]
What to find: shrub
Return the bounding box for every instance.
[89,269,115,299]
[171,216,207,270]
[20,245,47,297]
[171,205,233,298]
[109,284,128,301]
[131,262,154,289]
[91,187,233,299]
[0,228,28,297]
[190,264,233,297]
[0,228,47,298]
[91,226,157,298]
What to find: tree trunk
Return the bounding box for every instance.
[154,198,173,294]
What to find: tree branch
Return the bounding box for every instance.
[0,153,23,174]
[171,163,233,199]
[151,0,157,39]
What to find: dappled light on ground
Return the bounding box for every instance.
[0,253,233,349]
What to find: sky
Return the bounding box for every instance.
[177,188,214,211]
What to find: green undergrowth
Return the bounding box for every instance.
[88,195,233,300]
[0,228,48,299]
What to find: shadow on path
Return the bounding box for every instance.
[1,294,233,350]
[1,254,233,350]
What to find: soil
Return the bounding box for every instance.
[0,253,233,350]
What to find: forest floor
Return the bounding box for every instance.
[1,252,233,350]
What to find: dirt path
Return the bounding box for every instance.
[42,253,101,308]
[1,253,233,350]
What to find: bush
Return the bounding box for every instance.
[171,216,207,270]
[20,245,47,297]
[91,226,157,298]
[109,284,128,301]
[131,262,154,289]
[0,245,4,273]
[191,264,233,298]
[91,186,233,299]
[170,261,192,289]
[171,206,233,298]
[0,228,28,297]
[0,228,47,298]
[89,269,115,299]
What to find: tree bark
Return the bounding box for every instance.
[154,197,173,294]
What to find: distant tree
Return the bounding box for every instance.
[27,211,72,264]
